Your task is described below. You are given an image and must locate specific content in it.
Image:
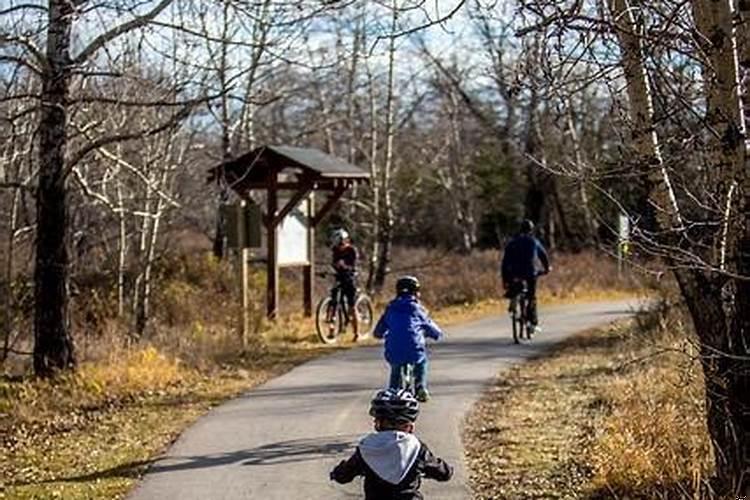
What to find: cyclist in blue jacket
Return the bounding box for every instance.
[373,276,443,402]
[501,219,551,334]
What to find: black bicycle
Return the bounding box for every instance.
[315,270,374,344]
[507,271,547,344]
[399,363,416,393]
[508,280,531,344]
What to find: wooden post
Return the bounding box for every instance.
[303,194,315,316]
[267,174,279,319]
[235,201,250,347]
[241,245,250,347]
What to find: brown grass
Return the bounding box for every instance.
[0,342,320,499]
[383,248,645,310]
[465,300,714,500]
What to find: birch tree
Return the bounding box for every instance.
[515,0,750,492]
[0,0,198,376]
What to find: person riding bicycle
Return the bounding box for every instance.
[330,388,453,499]
[330,228,359,334]
[501,219,551,334]
[373,276,443,402]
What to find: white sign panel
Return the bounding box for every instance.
[277,197,311,266]
[618,213,630,242]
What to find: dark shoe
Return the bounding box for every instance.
[416,387,430,402]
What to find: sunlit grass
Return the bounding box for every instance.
[465,304,713,499]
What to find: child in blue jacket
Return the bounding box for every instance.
[373,276,444,402]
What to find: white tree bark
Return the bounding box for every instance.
[373,0,399,289]
[609,0,683,230]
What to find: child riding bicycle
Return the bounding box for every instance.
[330,228,359,335]
[330,388,453,499]
[373,276,444,402]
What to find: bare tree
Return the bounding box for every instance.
[372,0,400,290]
[514,0,750,492]
[0,0,198,375]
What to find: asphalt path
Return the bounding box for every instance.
[129,299,640,500]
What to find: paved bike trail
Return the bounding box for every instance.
[129,299,640,500]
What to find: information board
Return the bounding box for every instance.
[277,196,311,266]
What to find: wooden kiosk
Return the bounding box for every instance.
[208,145,370,319]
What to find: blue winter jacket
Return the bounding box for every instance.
[501,234,550,282]
[373,295,443,366]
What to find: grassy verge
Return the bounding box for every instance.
[464,304,713,500]
[0,343,328,500]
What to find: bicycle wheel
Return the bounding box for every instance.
[400,364,415,394]
[521,295,533,340]
[354,294,374,341]
[316,297,341,344]
[510,298,520,344]
[519,295,529,341]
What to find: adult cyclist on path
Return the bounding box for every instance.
[501,219,551,335]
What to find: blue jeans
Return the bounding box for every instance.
[388,359,428,392]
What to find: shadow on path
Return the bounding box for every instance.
[18,435,358,487]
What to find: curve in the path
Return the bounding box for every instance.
[129,299,641,500]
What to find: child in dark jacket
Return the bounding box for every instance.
[373,276,444,402]
[330,388,453,499]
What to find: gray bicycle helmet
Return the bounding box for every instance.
[395,275,420,296]
[330,228,350,247]
[369,388,420,423]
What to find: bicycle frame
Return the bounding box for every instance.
[508,280,529,343]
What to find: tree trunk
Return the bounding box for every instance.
[609,0,682,230]
[551,180,573,249]
[212,2,233,261]
[700,337,750,496]
[522,72,545,228]
[116,179,127,317]
[33,0,76,376]
[446,85,477,254]
[213,187,228,259]
[2,189,20,364]
[566,105,597,244]
[365,60,380,292]
[675,268,750,496]
[688,2,750,492]
[373,1,398,291]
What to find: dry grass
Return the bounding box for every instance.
[384,248,645,310]
[0,343,319,499]
[465,301,714,500]
[586,306,713,498]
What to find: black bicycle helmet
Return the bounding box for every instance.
[369,388,420,423]
[395,275,420,296]
[520,219,535,234]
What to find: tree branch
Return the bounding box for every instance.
[0,4,47,16]
[72,0,173,65]
[0,54,42,74]
[0,34,46,68]
[0,182,34,191]
[64,104,192,175]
